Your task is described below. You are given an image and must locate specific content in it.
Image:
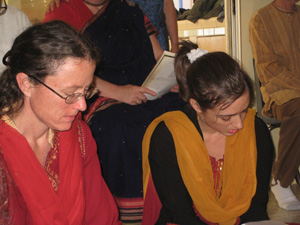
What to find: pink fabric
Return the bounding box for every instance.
[43,0,93,31]
[141,174,162,225]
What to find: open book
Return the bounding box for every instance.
[142,51,177,100]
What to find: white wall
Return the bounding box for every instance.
[240,0,271,79]
[239,0,278,152]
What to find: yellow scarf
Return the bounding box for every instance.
[143,109,257,225]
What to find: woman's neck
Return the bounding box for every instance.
[11,107,50,145]
[11,110,53,167]
[197,116,225,160]
[83,0,109,14]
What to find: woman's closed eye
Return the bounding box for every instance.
[219,109,248,122]
[220,116,232,122]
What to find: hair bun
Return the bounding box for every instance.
[2,50,11,66]
[186,48,208,63]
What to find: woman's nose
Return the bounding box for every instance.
[74,96,87,112]
[232,114,244,129]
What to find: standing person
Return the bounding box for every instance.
[132,0,179,52]
[0,0,31,73]
[142,41,274,224]
[249,0,300,210]
[46,0,179,52]
[0,21,121,225]
[44,0,184,222]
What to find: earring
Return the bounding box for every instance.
[197,112,202,121]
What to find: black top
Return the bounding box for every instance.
[149,106,275,225]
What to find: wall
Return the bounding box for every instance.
[240,0,271,80]
[7,0,50,23]
[239,0,277,153]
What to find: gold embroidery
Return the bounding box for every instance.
[44,132,60,191]
[77,120,86,159]
[215,160,224,199]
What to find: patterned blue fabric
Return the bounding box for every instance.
[132,0,169,50]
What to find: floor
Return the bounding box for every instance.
[268,183,300,223]
[123,183,300,225]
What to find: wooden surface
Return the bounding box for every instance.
[268,183,300,223]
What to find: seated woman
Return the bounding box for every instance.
[142,41,275,224]
[0,21,120,225]
[44,0,185,222]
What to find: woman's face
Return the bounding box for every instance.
[28,57,95,131]
[196,91,250,137]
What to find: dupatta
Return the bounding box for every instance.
[142,109,257,225]
[0,117,85,225]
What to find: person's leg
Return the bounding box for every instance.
[271,98,300,210]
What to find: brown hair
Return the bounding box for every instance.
[0,20,99,117]
[187,51,254,111]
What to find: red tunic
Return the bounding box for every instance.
[0,117,121,225]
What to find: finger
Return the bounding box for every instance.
[140,87,156,96]
[47,2,55,12]
[136,92,148,103]
[128,100,137,106]
[55,0,60,7]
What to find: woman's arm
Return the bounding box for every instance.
[149,34,164,61]
[94,76,156,105]
[149,122,206,224]
[164,0,179,53]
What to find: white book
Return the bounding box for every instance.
[142,51,177,100]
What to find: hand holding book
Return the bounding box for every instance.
[142,51,177,100]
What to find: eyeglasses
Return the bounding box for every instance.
[0,0,7,16]
[28,75,98,104]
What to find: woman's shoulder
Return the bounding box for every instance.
[254,115,269,133]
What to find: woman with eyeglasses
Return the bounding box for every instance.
[0,0,31,73]
[0,21,121,224]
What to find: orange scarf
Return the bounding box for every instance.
[0,117,85,225]
[143,109,257,225]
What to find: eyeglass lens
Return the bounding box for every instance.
[0,0,7,15]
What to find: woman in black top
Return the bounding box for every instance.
[142,41,274,225]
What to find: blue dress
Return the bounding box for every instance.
[83,0,184,222]
[132,0,169,50]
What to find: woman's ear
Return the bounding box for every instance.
[16,73,33,97]
[189,98,202,113]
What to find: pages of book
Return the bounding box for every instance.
[142,51,177,100]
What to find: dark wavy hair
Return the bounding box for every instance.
[0,20,99,117]
[186,51,254,111]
